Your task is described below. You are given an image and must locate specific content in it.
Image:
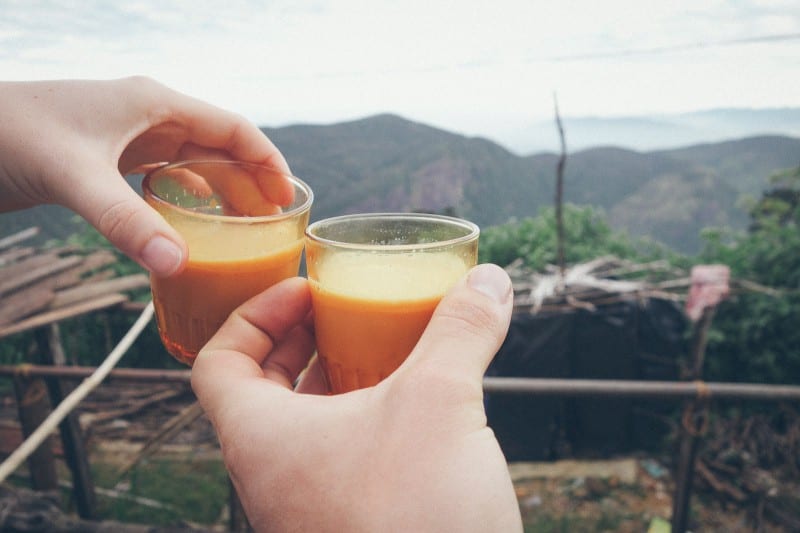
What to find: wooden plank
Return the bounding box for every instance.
[0,250,119,301]
[0,227,39,250]
[49,274,150,310]
[0,252,123,326]
[0,286,55,326]
[0,247,36,267]
[81,389,184,427]
[0,252,62,282]
[79,269,115,285]
[0,255,83,296]
[47,250,117,291]
[0,294,129,339]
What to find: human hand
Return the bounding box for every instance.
[191,263,523,532]
[0,77,292,277]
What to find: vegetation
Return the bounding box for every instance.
[478,204,674,270]
[264,118,799,254]
[477,166,800,386]
[3,119,798,255]
[699,166,800,384]
[91,458,229,526]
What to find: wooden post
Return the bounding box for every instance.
[553,94,567,284]
[671,308,714,532]
[34,324,97,519]
[12,374,58,491]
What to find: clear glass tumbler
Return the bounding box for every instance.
[305,213,479,393]
[143,160,313,365]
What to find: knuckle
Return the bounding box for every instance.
[96,198,142,247]
[121,74,158,91]
[435,297,505,343]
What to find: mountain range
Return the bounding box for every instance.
[264,114,800,253]
[2,113,799,255]
[505,108,800,155]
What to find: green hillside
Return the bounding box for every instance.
[265,116,799,253]
[2,115,798,254]
[262,114,553,228]
[656,135,800,195]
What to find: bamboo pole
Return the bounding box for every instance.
[482,377,800,401]
[1,365,798,401]
[0,303,154,484]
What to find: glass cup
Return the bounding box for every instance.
[143,160,313,365]
[305,213,479,394]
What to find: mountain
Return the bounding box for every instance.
[509,108,800,155]
[265,115,799,253]
[2,114,799,255]
[261,115,554,229]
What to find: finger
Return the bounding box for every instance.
[122,77,291,174]
[192,278,311,410]
[404,264,513,383]
[178,106,290,175]
[198,161,284,216]
[175,146,290,215]
[58,161,188,278]
[261,323,316,389]
[117,77,295,205]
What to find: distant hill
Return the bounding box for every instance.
[511,108,800,155]
[2,114,798,255]
[261,114,552,228]
[266,115,799,253]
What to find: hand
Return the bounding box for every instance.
[191,263,523,532]
[0,77,291,277]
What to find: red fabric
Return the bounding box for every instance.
[685,265,730,322]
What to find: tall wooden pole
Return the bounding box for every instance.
[554,94,567,284]
[12,375,58,491]
[35,324,97,519]
[671,308,715,532]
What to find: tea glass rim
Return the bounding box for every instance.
[305,212,480,252]
[142,159,313,224]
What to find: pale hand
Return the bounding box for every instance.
[0,77,291,277]
[192,264,523,532]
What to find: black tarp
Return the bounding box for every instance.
[485,297,688,461]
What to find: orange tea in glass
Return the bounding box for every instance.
[143,160,313,365]
[305,213,479,393]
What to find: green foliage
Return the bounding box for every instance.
[478,188,800,386]
[91,458,229,526]
[699,166,800,384]
[479,204,672,270]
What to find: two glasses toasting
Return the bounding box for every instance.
[145,160,479,392]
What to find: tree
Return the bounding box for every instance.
[479,204,670,270]
[700,166,800,384]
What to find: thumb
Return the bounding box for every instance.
[405,263,513,383]
[61,165,188,277]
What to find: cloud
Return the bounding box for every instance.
[1,0,799,149]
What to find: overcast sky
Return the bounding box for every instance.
[2,0,799,150]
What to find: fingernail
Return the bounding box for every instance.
[467,264,512,303]
[140,236,183,277]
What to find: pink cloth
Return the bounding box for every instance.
[685,265,730,322]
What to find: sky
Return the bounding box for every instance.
[2,0,800,152]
